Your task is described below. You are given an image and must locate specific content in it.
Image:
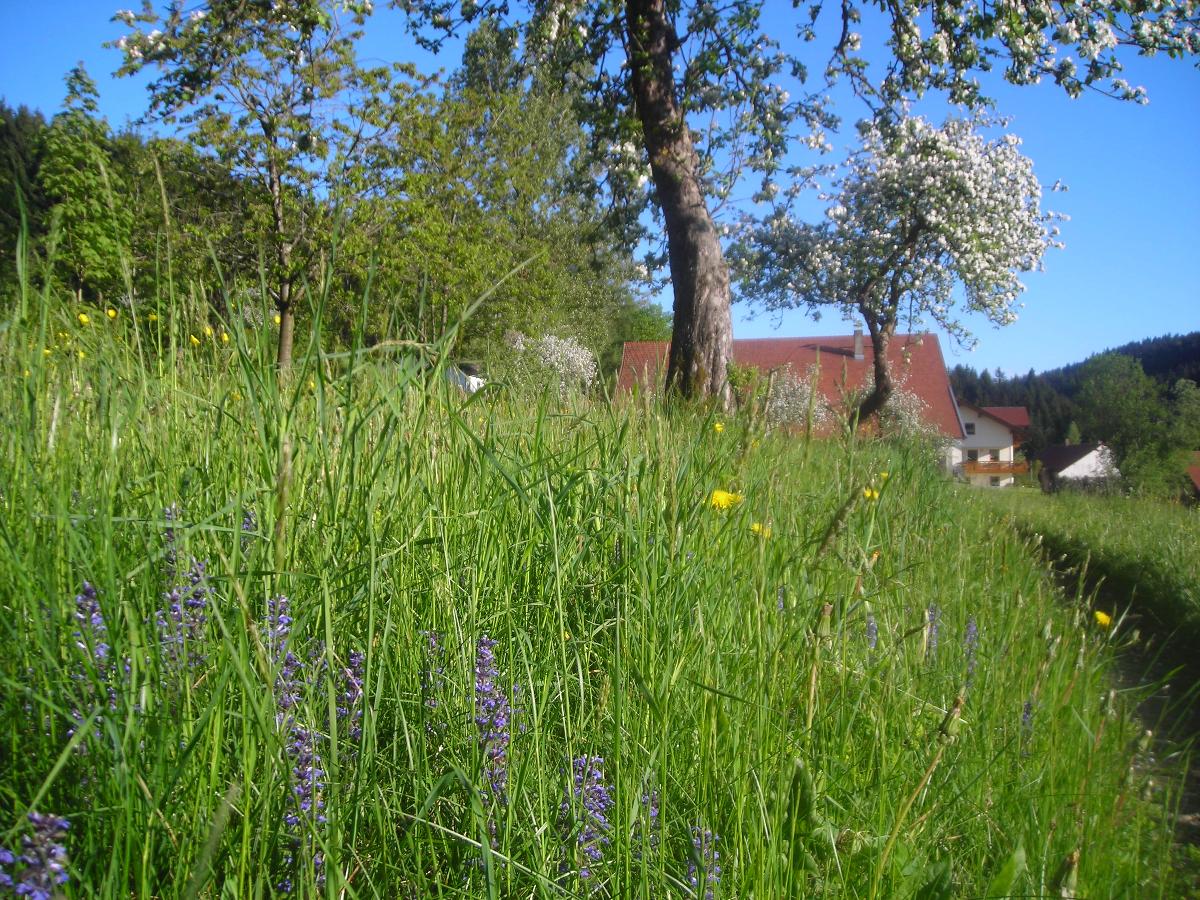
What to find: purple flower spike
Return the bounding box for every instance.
[562,755,613,880]
[338,651,365,743]
[157,557,212,670]
[475,635,513,810]
[163,503,181,580]
[689,826,722,900]
[925,604,941,659]
[0,811,70,898]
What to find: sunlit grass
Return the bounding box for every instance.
[0,297,1187,896]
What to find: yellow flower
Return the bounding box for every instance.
[76,350,85,359]
[231,391,243,402]
[862,487,879,501]
[77,312,90,325]
[106,308,117,319]
[220,331,230,344]
[1094,610,1112,629]
[879,471,890,481]
[148,313,159,322]
[713,421,725,434]
[42,348,52,357]
[189,334,201,347]
[750,522,772,539]
[307,378,316,391]
[709,489,744,511]
[56,331,68,340]
[204,325,214,338]
[273,314,282,326]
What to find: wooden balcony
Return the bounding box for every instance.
[962,460,1029,476]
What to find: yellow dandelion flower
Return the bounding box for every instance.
[273,314,282,326]
[77,312,90,325]
[106,308,117,319]
[148,313,159,322]
[189,334,201,347]
[76,350,85,359]
[1093,610,1112,629]
[713,421,725,434]
[709,489,744,511]
[23,368,30,377]
[879,471,890,481]
[750,522,772,539]
[204,325,214,338]
[220,331,230,344]
[862,487,879,501]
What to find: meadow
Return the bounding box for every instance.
[0,297,1189,897]
[978,487,1200,648]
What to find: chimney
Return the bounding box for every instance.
[853,325,864,361]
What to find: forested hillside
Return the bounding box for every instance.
[950,331,1200,494]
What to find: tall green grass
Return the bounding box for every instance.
[977,488,1200,645]
[0,299,1186,896]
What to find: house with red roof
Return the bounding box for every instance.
[1186,451,1200,502]
[948,403,1031,488]
[616,329,964,441]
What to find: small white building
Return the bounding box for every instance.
[948,404,1031,487]
[1037,443,1121,492]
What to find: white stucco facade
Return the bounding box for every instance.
[1056,446,1120,481]
[948,406,1024,487]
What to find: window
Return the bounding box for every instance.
[989,476,1001,487]
[964,422,976,435]
[967,449,979,462]
[988,449,1000,461]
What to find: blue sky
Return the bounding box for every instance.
[2,1,1197,375]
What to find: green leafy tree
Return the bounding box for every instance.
[37,65,132,304]
[0,102,51,295]
[398,0,1199,405]
[111,1,422,367]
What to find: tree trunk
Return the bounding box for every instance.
[855,317,895,424]
[267,154,295,370]
[625,0,732,407]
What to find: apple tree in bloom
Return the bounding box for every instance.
[109,1,424,368]
[733,114,1062,423]
[399,0,1196,406]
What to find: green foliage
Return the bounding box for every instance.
[36,66,132,303]
[982,488,1200,648]
[0,274,1189,894]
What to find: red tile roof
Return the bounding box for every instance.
[980,406,1031,429]
[617,333,964,438]
[1188,451,1200,494]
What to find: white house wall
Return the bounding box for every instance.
[1059,447,1120,480]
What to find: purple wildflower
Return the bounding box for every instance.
[420,631,445,710]
[561,755,613,880]
[0,812,70,898]
[267,596,303,726]
[163,503,181,580]
[279,723,327,893]
[688,826,722,900]
[633,788,660,859]
[240,508,257,552]
[157,557,212,670]
[475,635,512,811]
[1022,699,1035,733]
[338,651,365,743]
[964,618,979,684]
[925,604,940,659]
[73,581,109,667]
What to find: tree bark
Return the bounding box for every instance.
[625,0,732,407]
[267,153,295,370]
[855,314,895,424]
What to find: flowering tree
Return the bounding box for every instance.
[398,1,1197,406]
[110,1,421,368]
[733,114,1061,422]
